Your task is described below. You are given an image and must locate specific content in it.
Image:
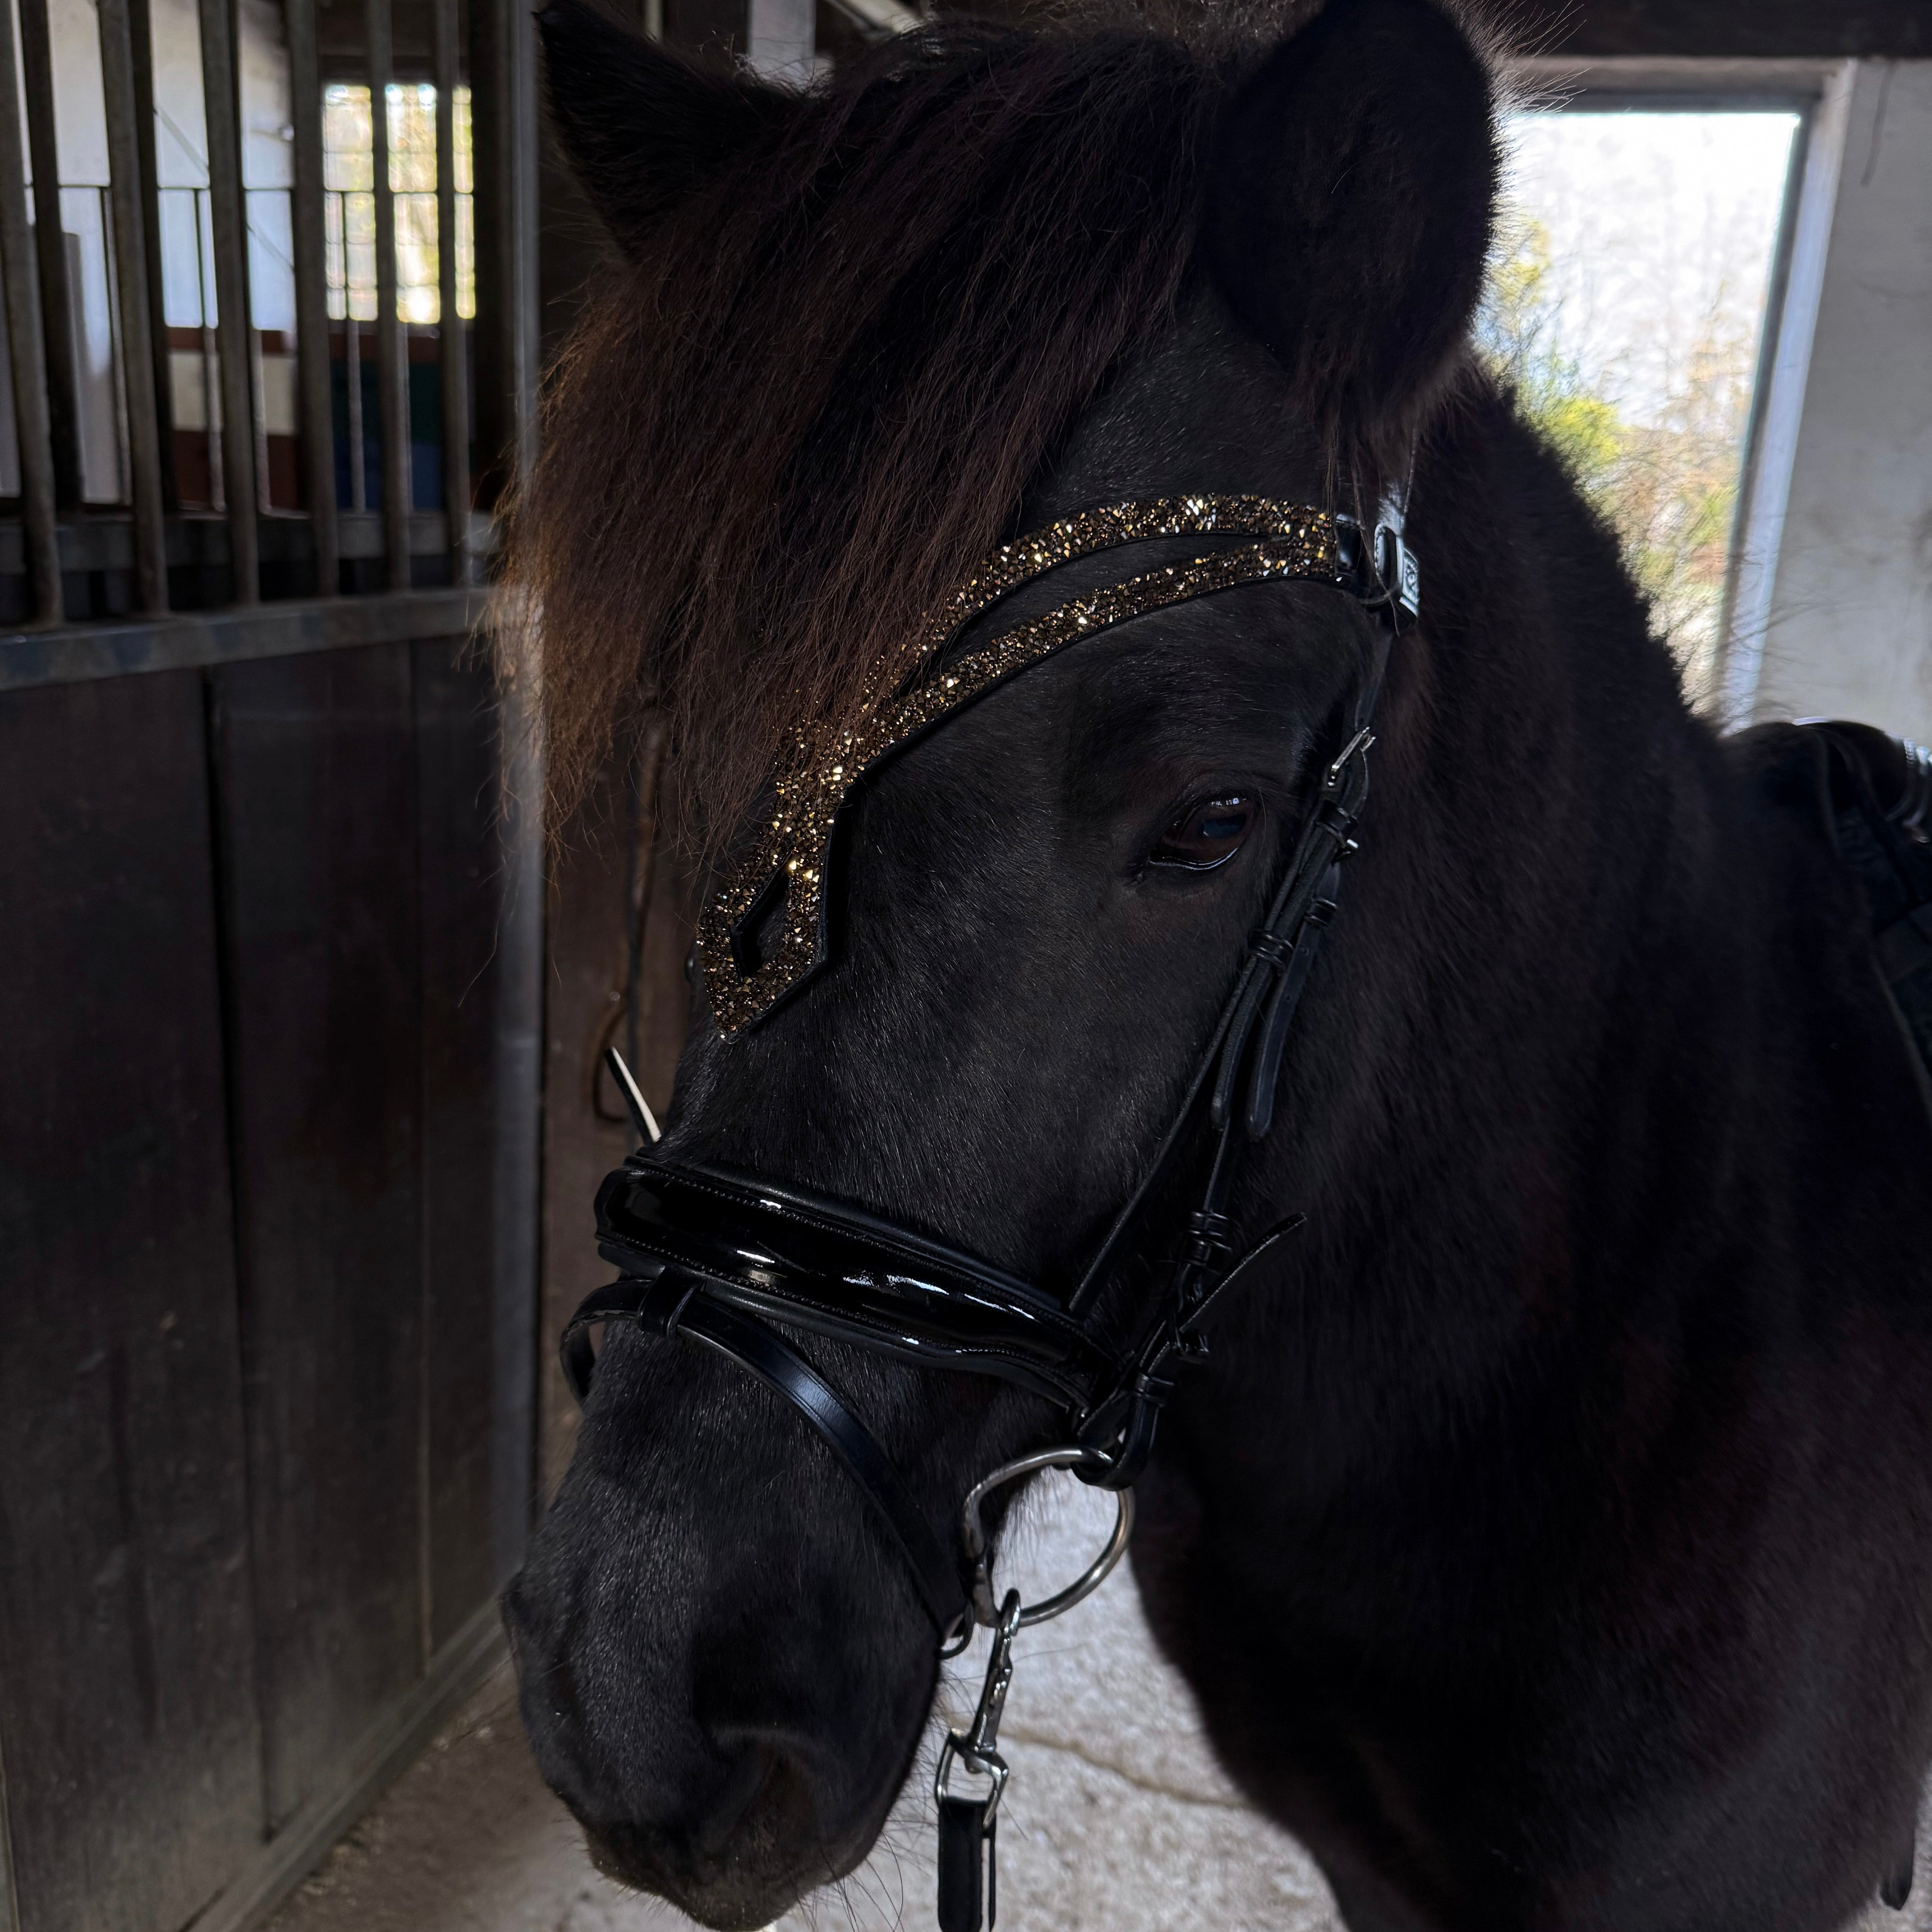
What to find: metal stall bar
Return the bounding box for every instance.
[368,0,411,589]
[345,317,366,511]
[286,0,338,594]
[434,0,469,584]
[467,0,502,508]
[198,0,260,603]
[0,0,63,622]
[14,0,80,508]
[97,0,169,612]
[127,0,177,509]
[465,0,542,1552]
[469,0,538,510]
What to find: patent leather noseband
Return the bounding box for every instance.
[564,1160,1117,1629]
[561,491,1418,1644]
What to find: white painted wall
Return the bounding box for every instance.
[148,0,296,331]
[1727,60,1932,744]
[746,0,813,85]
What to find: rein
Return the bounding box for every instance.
[561,489,1417,1931]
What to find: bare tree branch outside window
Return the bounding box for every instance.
[1480,112,1799,709]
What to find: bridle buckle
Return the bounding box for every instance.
[1335,492,1420,628]
[1183,1207,1236,1270]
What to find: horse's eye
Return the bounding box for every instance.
[1150,796,1258,871]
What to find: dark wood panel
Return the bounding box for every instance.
[0,672,262,1932]
[413,638,517,1648]
[538,765,634,1499]
[1539,0,1931,58]
[210,644,425,1828]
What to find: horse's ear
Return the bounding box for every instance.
[1202,0,1497,433]
[538,0,797,256]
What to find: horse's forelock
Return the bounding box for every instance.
[507,21,1227,854]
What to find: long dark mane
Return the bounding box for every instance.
[511,17,1239,843]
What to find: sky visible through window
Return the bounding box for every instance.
[323,83,475,325]
[1481,110,1800,704]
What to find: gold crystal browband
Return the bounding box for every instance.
[698,496,1354,1035]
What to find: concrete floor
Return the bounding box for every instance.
[269,1476,1927,1932]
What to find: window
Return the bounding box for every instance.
[1481,108,1801,702]
[322,83,475,324]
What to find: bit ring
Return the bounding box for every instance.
[939,1446,1134,1653]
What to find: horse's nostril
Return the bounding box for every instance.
[688,1738,781,1860]
[575,1739,806,1910]
[700,1725,831,1860]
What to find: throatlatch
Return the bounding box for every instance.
[561,487,1419,1932]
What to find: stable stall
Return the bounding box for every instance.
[1,0,1928,1928]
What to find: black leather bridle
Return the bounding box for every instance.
[561,492,1418,1643]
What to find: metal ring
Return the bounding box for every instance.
[959,1446,1135,1633]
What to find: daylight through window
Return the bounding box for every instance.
[1481,110,1800,704]
[323,83,476,325]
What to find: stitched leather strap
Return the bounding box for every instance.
[561,1272,969,1633]
[593,1159,1114,1409]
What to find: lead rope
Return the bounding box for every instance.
[934,1592,1018,1932]
[931,1448,1136,1931]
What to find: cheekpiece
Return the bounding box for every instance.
[699,495,1347,1033]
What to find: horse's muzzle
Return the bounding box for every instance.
[500,1556,907,1929]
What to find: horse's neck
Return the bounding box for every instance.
[1274,387,1874,1465]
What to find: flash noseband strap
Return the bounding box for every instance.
[561,1269,972,1631]
[699,496,1354,1033]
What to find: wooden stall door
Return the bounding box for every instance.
[0,637,537,1932]
[0,672,262,1932]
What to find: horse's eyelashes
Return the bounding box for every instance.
[1149,796,1258,872]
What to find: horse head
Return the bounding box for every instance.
[501,2,1501,1921]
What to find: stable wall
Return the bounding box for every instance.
[1728,59,1932,743]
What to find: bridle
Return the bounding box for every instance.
[561,488,1418,1931]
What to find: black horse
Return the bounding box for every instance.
[502,1,1932,1927]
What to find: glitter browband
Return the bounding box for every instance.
[698,496,1350,1035]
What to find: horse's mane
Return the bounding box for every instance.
[509,17,1244,848]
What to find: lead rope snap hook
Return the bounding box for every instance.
[934,1590,1020,1932]
[931,1451,1136,1931]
